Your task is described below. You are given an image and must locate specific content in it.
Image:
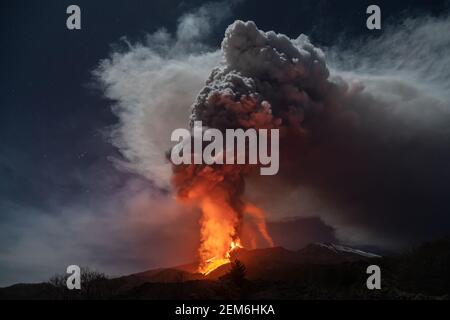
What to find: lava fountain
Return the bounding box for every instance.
[172,162,273,274]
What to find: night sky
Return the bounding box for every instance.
[1,0,449,286]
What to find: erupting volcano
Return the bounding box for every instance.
[169,19,329,274]
[169,19,328,274]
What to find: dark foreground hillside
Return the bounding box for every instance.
[1,241,449,300]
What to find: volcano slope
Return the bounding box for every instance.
[1,241,450,299]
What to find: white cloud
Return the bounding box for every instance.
[94,2,233,189]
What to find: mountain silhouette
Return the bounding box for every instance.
[1,241,449,300]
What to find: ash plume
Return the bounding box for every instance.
[97,10,450,250]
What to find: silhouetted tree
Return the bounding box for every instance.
[222,259,247,287]
[47,266,109,299]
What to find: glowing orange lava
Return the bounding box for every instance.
[201,240,243,275]
[172,164,273,276]
[196,193,242,274]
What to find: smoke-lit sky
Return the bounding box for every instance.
[1,0,450,286]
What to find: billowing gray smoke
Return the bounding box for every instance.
[190,20,450,248]
[97,9,450,249]
[191,20,330,130]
